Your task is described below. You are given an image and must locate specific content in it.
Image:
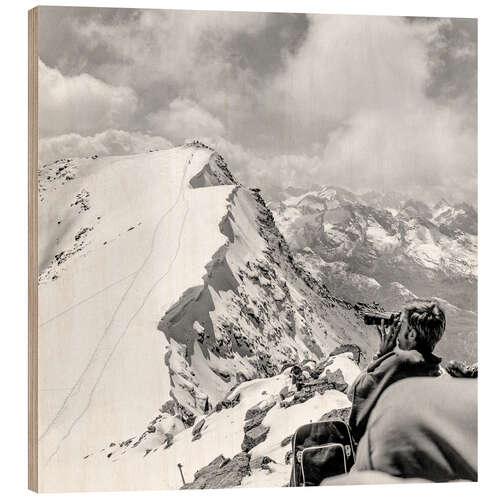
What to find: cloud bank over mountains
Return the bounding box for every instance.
[38,8,476,205]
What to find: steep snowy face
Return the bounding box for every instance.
[271,187,477,363]
[157,179,377,422]
[37,144,376,492]
[37,144,242,491]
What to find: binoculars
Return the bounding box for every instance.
[363,311,401,326]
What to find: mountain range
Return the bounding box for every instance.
[269,186,477,363]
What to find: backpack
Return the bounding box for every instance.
[289,420,356,487]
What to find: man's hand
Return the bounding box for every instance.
[375,319,400,358]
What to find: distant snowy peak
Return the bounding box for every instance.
[271,184,477,363]
[432,199,477,236]
[272,184,477,304]
[434,197,451,212]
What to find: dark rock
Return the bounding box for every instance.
[182,452,250,489]
[163,433,174,449]
[159,400,176,415]
[326,368,348,393]
[147,425,156,433]
[243,412,266,433]
[280,389,314,408]
[179,406,196,427]
[280,361,295,373]
[241,424,270,452]
[279,385,292,400]
[280,435,293,447]
[192,418,206,436]
[250,455,276,471]
[330,344,362,364]
[195,454,226,478]
[285,450,294,464]
[444,360,478,378]
[244,399,276,421]
[320,406,351,423]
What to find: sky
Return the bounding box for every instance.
[38,7,477,205]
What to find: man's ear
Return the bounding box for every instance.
[408,329,417,342]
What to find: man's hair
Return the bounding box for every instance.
[404,300,446,353]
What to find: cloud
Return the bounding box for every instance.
[38,59,138,137]
[267,16,441,138]
[40,9,284,147]
[36,10,476,205]
[320,106,476,204]
[263,15,477,204]
[147,98,225,144]
[70,10,269,83]
[39,129,173,165]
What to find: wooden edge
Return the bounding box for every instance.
[28,6,39,493]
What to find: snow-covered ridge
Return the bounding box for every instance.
[156,168,378,425]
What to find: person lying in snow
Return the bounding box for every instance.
[348,300,446,443]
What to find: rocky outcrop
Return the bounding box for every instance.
[244,399,276,421]
[241,398,275,452]
[215,392,241,412]
[280,368,348,409]
[320,407,351,423]
[241,424,270,452]
[330,344,362,364]
[181,452,250,490]
[444,360,478,378]
[322,368,348,393]
[192,418,205,441]
[244,413,266,433]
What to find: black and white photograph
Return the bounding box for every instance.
[28,4,477,493]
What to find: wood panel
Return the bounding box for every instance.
[28,6,38,492]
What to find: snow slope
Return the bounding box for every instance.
[38,146,235,490]
[84,352,360,491]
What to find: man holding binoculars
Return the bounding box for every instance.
[348,300,446,442]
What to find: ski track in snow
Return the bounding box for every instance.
[39,270,139,328]
[40,152,194,464]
